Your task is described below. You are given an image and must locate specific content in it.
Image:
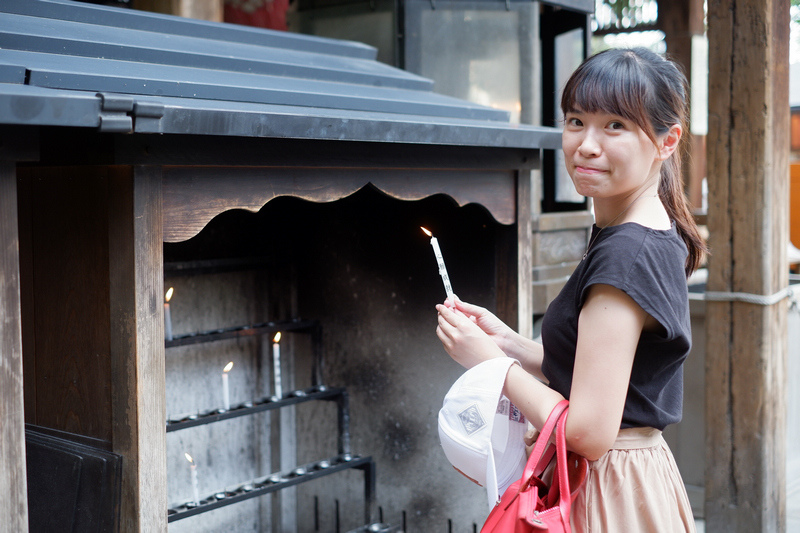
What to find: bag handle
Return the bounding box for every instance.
[552,404,573,529]
[521,400,569,484]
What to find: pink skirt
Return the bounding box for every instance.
[570,427,696,532]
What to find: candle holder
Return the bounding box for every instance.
[167,454,376,524]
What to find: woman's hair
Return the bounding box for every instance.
[560,47,707,276]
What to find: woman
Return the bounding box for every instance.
[435,47,705,531]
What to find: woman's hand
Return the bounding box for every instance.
[446,297,514,349]
[436,302,506,369]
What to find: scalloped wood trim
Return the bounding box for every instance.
[163,166,516,243]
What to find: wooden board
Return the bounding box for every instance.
[0,163,29,533]
[18,168,113,440]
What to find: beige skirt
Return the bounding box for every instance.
[570,427,696,533]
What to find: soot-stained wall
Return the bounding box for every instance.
[164,186,507,530]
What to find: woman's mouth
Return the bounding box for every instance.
[574,165,605,175]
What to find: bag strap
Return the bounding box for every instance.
[553,405,573,529]
[521,400,569,482]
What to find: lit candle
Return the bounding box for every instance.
[272,332,282,399]
[222,361,233,410]
[164,287,174,341]
[420,227,454,301]
[185,452,200,505]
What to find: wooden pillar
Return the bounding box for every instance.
[705,0,789,531]
[659,0,707,210]
[0,163,29,533]
[109,166,167,532]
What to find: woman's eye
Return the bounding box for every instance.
[609,121,625,130]
[567,117,582,127]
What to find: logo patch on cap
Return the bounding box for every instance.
[458,404,486,435]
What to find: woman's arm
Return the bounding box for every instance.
[506,283,645,460]
[437,283,645,461]
[561,283,644,459]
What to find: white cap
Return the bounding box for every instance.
[437,358,528,508]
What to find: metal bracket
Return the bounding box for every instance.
[97,92,133,133]
[96,93,164,133]
[133,101,164,119]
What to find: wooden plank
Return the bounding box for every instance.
[705,0,789,530]
[16,169,36,427]
[109,166,167,532]
[0,163,29,533]
[495,224,518,335]
[162,166,517,242]
[23,168,113,440]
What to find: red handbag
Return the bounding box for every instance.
[480,400,588,533]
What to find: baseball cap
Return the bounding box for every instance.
[437,357,528,508]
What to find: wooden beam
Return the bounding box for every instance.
[109,166,167,532]
[0,163,29,533]
[705,0,789,530]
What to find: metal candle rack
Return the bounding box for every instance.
[165,318,376,525]
[165,318,325,386]
[167,454,375,523]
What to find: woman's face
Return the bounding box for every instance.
[561,109,665,201]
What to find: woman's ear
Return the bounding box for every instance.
[656,124,682,161]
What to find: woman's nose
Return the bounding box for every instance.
[577,132,601,157]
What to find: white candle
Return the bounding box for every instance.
[272,332,282,399]
[421,227,454,300]
[185,453,200,505]
[164,287,174,341]
[222,361,233,410]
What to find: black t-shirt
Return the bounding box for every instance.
[540,222,691,430]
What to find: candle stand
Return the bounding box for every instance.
[165,318,378,527]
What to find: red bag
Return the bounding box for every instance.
[481,400,588,533]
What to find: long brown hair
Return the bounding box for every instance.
[560,47,707,276]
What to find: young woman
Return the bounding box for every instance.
[435,47,705,531]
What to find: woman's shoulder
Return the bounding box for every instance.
[587,222,686,282]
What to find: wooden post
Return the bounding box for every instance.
[109,166,167,532]
[705,0,789,531]
[517,169,534,339]
[659,0,707,210]
[0,163,29,533]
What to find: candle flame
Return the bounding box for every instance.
[223,361,233,373]
[420,227,432,237]
[165,287,174,302]
[273,332,281,343]
[184,452,194,464]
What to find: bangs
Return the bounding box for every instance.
[561,50,656,141]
